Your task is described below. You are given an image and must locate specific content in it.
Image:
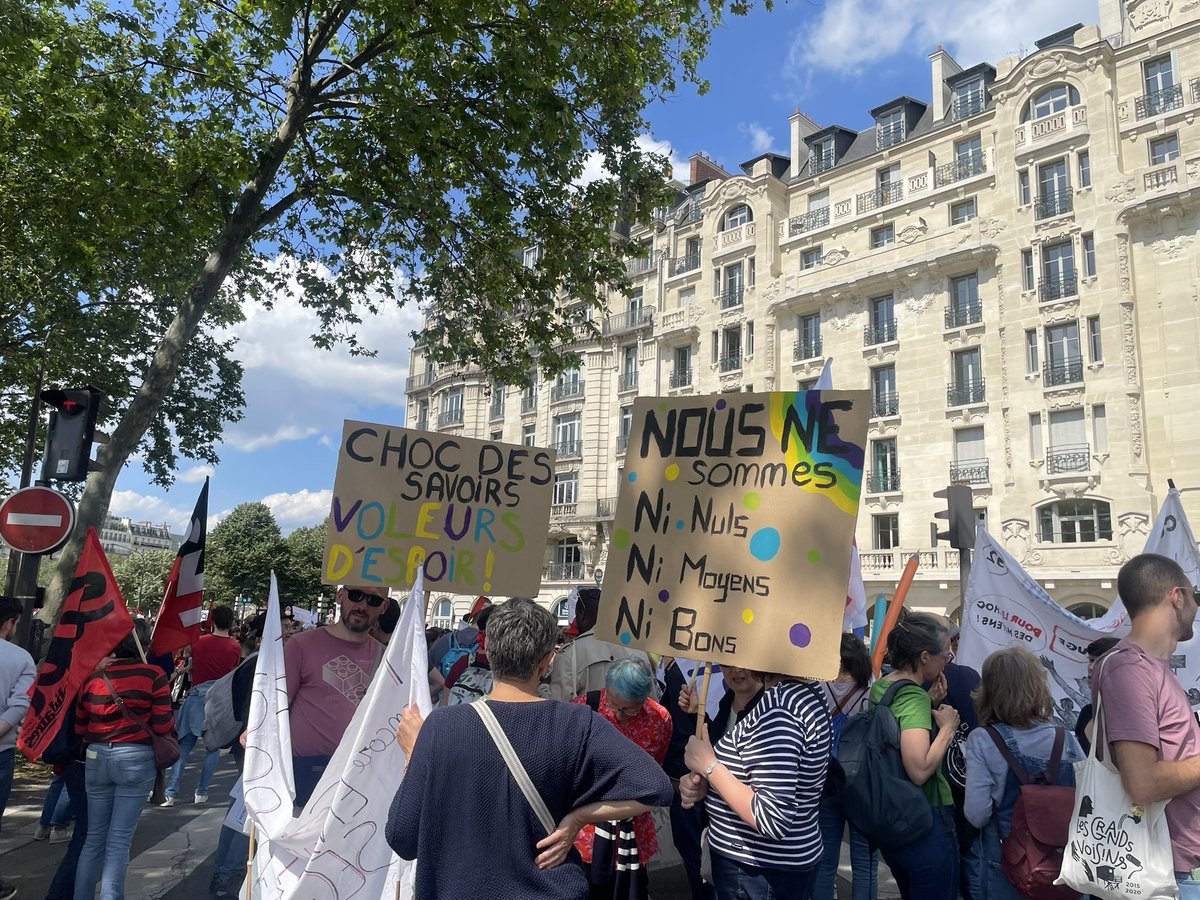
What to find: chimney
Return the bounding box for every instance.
[689,152,729,185]
[929,45,963,120]
[790,109,819,178]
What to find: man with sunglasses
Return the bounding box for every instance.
[284,584,388,806]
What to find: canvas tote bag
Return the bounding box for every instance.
[1055,656,1176,899]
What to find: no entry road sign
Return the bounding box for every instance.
[0,486,76,555]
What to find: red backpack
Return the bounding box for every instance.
[985,725,1077,900]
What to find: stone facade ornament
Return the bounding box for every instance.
[1128,393,1144,459]
[898,224,926,245]
[823,247,850,266]
[979,217,1008,239]
[1105,178,1137,203]
[1002,518,1043,566]
[1121,302,1139,385]
[1129,0,1173,30]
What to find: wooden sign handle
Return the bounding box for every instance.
[695,662,712,735]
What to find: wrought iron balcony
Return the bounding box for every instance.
[1035,193,1072,220]
[933,153,986,188]
[865,469,901,493]
[810,153,836,175]
[406,371,435,392]
[1135,83,1184,119]
[668,251,701,277]
[546,561,584,581]
[857,182,903,214]
[1193,76,1200,104]
[876,124,905,149]
[521,394,537,413]
[864,320,898,346]
[602,307,655,336]
[1038,274,1078,303]
[596,497,618,520]
[1043,359,1084,387]
[1046,443,1090,474]
[616,433,629,453]
[947,379,986,406]
[676,203,702,226]
[788,207,830,237]
[719,286,744,309]
[414,417,428,432]
[549,380,585,403]
[551,439,582,459]
[950,459,990,485]
[669,368,692,388]
[627,254,656,275]
[437,408,464,427]
[719,353,742,373]
[951,93,987,120]
[871,393,900,418]
[945,302,983,329]
[618,371,638,392]
[793,336,822,361]
[488,402,505,421]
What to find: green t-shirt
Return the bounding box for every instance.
[869,678,953,808]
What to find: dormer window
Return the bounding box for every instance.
[876,109,905,149]
[811,138,835,174]
[1023,84,1081,122]
[952,79,986,120]
[523,246,542,268]
[722,204,752,230]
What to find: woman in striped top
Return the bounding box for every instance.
[681,674,832,899]
[73,621,174,900]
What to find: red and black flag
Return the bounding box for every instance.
[150,477,207,655]
[19,528,134,761]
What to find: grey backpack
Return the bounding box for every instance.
[203,653,254,751]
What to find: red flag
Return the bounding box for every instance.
[18,528,135,761]
[150,478,208,655]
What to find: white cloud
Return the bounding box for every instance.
[109,489,192,530]
[739,123,776,155]
[262,488,333,531]
[224,424,321,453]
[576,134,690,185]
[177,465,214,484]
[788,0,1097,77]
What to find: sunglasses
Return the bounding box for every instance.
[345,589,386,608]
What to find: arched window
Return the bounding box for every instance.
[1037,499,1113,543]
[721,204,753,230]
[1067,601,1108,621]
[431,598,453,629]
[555,597,571,625]
[1023,84,1081,122]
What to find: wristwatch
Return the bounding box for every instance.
[704,761,719,778]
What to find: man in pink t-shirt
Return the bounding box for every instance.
[285,584,386,805]
[1096,553,1200,892]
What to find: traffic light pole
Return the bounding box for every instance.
[11,429,55,656]
[959,547,972,611]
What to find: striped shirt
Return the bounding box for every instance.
[706,680,832,869]
[75,662,174,745]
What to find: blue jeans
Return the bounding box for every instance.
[46,761,88,900]
[41,774,74,828]
[74,743,157,900]
[165,732,221,799]
[214,822,250,887]
[0,747,14,832]
[711,851,818,900]
[879,806,959,900]
[670,791,715,900]
[1178,873,1200,899]
[814,796,878,900]
[975,821,1021,900]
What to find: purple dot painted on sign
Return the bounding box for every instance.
[789,623,813,648]
[715,398,727,410]
[658,590,670,603]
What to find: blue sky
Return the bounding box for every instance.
[109,0,1098,535]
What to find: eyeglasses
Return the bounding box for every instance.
[345,589,386,608]
[605,697,644,717]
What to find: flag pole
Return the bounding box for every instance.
[244,822,255,900]
[695,662,712,734]
[130,625,148,664]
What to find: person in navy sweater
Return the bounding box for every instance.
[387,598,673,899]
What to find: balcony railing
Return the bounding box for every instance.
[437,408,464,427]
[616,433,629,453]
[618,371,638,392]
[549,503,578,521]
[676,203,702,226]
[1043,359,1084,387]
[1039,274,1078,303]
[406,371,435,392]
[945,302,983,329]
[810,153,835,175]
[951,459,990,485]
[719,353,742,373]
[871,393,900,418]
[864,320,897,346]
[521,394,537,413]
[1194,77,1200,104]
[1046,443,1090,474]
[551,439,582,458]
[602,307,655,336]
[951,93,987,120]
[876,125,905,149]
[549,380,585,403]
[788,207,830,237]
[1145,166,1179,190]
[947,379,986,406]
[668,251,701,277]
[546,561,584,581]
[933,153,986,188]
[866,469,901,493]
[1135,83,1184,119]
[414,417,428,432]
[669,368,692,388]
[1035,193,1073,220]
[857,182,903,214]
[719,286,744,309]
[488,403,504,421]
[794,336,823,360]
[626,255,656,276]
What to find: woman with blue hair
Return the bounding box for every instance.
[572,657,673,897]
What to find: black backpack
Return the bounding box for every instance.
[836,678,934,851]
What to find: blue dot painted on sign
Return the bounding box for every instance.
[749,527,782,562]
[619,632,632,645]
[676,519,685,530]
[628,472,638,483]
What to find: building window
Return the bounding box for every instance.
[553,471,578,506]
[1078,151,1091,188]
[672,345,692,387]
[1149,134,1180,166]
[952,79,986,119]
[802,246,823,270]
[951,198,977,224]
[950,348,984,404]
[522,424,536,446]
[1041,240,1076,300]
[1025,83,1080,122]
[1142,55,1178,116]
[746,321,755,357]
[431,599,454,629]
[555,597,571,626]
[1030,412,1043,458]
[869,439,899,492]
[1036,158,1071,218]
[1087,315,1102,363]
[1022,249,1035,291]
[1082,233,1096,278]
[522,246,542,269]
[722,203,752,230]
[553,413,581,456]
[1047,408,1087,471]
[877,163,902,202]
[798,378,818,391]
[553,539,582,579]
[871,365,897,417]
[876,108,905,148]
[949,273,980,327]
[811,138,835,173]
[870,224,895,249]
[873,514,900,550]
[720,327,742,371]
[797,313,821,360]
[1037,500,1113,543]
[1018,170,1031,206]
[618,406,633,451]
[867,294,896,344]
[1045,322,1082,385]
[1025,328,1039,374]
[490,430,502,443]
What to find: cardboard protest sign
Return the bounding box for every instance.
[597,391,869,679]
[323,420,555,597]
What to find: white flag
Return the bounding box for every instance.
[251,571,431,899]
[243,572,295,837]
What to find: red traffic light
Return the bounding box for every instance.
[60,400,85,415]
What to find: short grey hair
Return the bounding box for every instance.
[606,657,654,703]
[486,598,559,681]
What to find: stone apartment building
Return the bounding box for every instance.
[407,0,1200,624]
[100,516,179,558]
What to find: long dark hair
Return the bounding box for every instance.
[839,633,871,688]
